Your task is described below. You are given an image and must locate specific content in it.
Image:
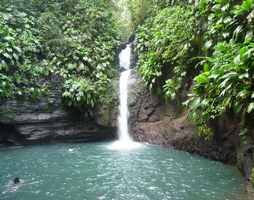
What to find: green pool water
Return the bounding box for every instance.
[0,142,248,200]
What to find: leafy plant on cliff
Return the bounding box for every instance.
[128,0,190,31]
[128,0,153,30]
[198,0,254,49]
[0,9,49,100]
[135,6,194,99]
[186,41,254,137]
[134,0,254,139]
[0,0,120,109]
[39,0,120,108]
[185,0,254,137]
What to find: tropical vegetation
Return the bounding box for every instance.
[1,0,254,186]
[0,0,120,109]
[131,0,254,140]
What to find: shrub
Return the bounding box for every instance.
[0,0,120,109]
[135,6,195,99]
[185,0,254,137]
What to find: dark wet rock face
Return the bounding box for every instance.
[128,70,192,146]
[128,70,250,166]
[0,78,117,146]
[0,123,25,146]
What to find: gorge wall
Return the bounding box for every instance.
[128,69,254,181]
[0,76,117,146]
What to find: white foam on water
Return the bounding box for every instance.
[108,140,142,151]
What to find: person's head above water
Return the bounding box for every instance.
[13,177,20,184]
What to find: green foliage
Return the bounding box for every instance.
[0,0,120,109]
[0,8,49,100]
[197,0,254,49]
[128,0,190,30]
[128,0,154,30]
[63,78,99,108]
[135,0,254,138]
[186,0,254,135]
[62,72,114,108]
[135,6,194,99]
[38,0,120,108]
[186,41,254,132]
[112,0,133,41]
[234,0,254,16]
[153,0,190,8]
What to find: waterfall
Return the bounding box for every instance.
[108,44,141,150]
[118,44,132,142]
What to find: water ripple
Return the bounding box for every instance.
[0,143,248,200]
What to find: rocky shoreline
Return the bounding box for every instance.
[128,70,254,180]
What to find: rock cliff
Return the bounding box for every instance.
[128,70,254,180]
[0,76,117,146]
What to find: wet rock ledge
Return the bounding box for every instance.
[0,77,117,146]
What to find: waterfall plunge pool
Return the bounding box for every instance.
[0,142,248,200]
[0,45,248,200]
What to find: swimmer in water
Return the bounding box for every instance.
[13,177,20,184]
[2,177,39,195]
[2,177,23,194]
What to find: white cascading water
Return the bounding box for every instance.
[118,45,132,142]
[109,44,141,150]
